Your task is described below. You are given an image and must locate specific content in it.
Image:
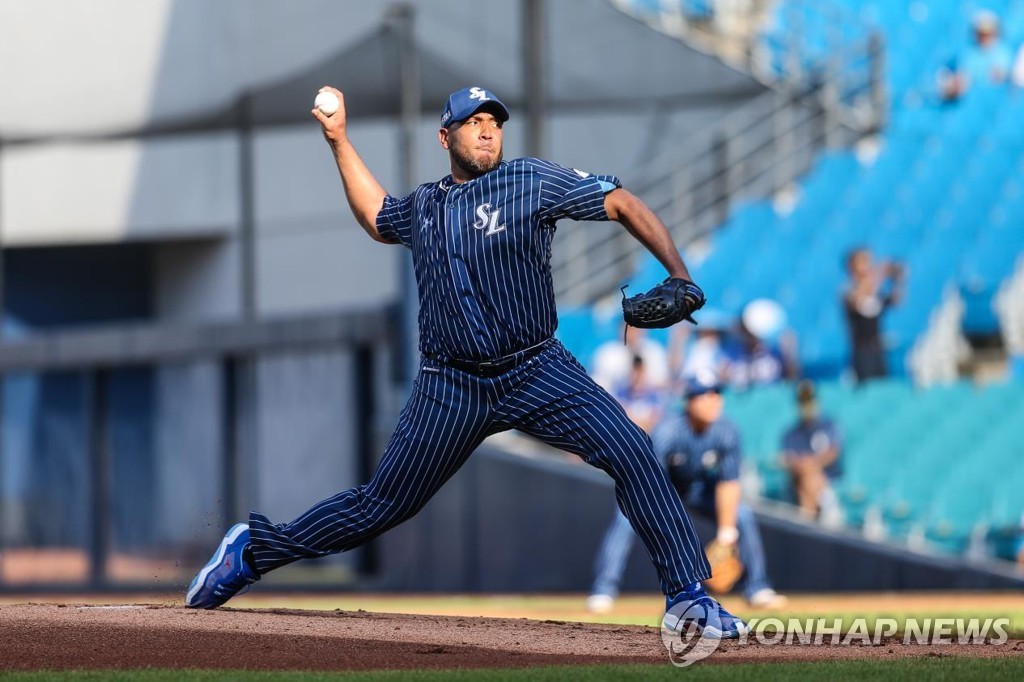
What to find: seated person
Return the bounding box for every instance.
[780,381,843,520]
[611,354,665,434]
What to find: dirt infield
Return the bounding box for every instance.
[0,604,1021,671]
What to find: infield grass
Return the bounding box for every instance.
[225,592,1024,636]
[3,658,1023,681]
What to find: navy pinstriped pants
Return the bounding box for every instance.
[248,339,711,595]
[591,505,772,600]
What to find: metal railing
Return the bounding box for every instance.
[552,29,885,304]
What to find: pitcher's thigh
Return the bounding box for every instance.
[513,358,653,468]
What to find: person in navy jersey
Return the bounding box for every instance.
[588,372,785,609]
[780,381,843,520]
[184,85,744,638]
[657,373,786,608]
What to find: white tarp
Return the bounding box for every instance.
[0,0,761,139]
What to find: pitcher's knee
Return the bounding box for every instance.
[588,439,658,474]
[356,487,424,533]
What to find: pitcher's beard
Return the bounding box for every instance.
[450,146,502,178]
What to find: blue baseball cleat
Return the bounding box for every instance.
[662,582,747,640]
[185,523,259,609]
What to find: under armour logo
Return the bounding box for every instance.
[469,87,490,102]
[473,203,506,236]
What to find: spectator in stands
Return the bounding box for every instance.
[938,10,1024,102]
[591,325,670,392]
[780,381,843,522]
[612,355,664,434]
[670,308,734,387]
[843,247,904,383]
[587,372,786,612]
[722,300,800,389]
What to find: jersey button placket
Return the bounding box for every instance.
[447,193,485,345]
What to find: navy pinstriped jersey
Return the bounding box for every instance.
[653,415,742,509]
[377,157,621,361]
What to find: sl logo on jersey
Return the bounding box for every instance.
[473,203,506,236]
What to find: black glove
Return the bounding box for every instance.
[621,277,705,329]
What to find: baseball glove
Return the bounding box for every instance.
[703,539,744,594]
[621,278,705,329]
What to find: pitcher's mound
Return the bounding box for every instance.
[0,604,1018,671]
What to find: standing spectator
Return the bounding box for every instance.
[938,10,1024,102]
[585,354,664,614]
[591,325,670,392]
[843,248,904,383]
[780,381,843,521]
[586,373,786,611]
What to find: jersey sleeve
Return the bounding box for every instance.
[529,158,622,223]
[780,426,802,454]
[375,193,415,247]
[718,424,742,482]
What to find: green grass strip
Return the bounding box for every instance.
[2,657,1022,682]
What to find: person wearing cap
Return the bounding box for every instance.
[780,381,844,521]
[671,307,734,385]
[588,373,786,611]
[938,9,1024,101]
[184,85,746,638]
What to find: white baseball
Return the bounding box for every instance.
[314,91,340,116]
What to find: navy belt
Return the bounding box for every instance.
[428,339,552,378]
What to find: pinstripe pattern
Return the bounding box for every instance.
[247,156,711,595]
[657,415,742,509]
[377,158,617,362]
[250,341,710,593]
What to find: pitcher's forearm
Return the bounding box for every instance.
[605,189,691,281]
[312,86,391,243]
[331,138,388,240]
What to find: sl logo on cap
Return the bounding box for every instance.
[469,87,491,102]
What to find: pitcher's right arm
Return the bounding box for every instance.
[312,86,393,243]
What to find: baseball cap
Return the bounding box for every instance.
[441,87,510,128]
[973,9,999,33]
[684,372,724,399]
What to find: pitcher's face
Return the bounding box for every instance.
[440,111,504,179]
